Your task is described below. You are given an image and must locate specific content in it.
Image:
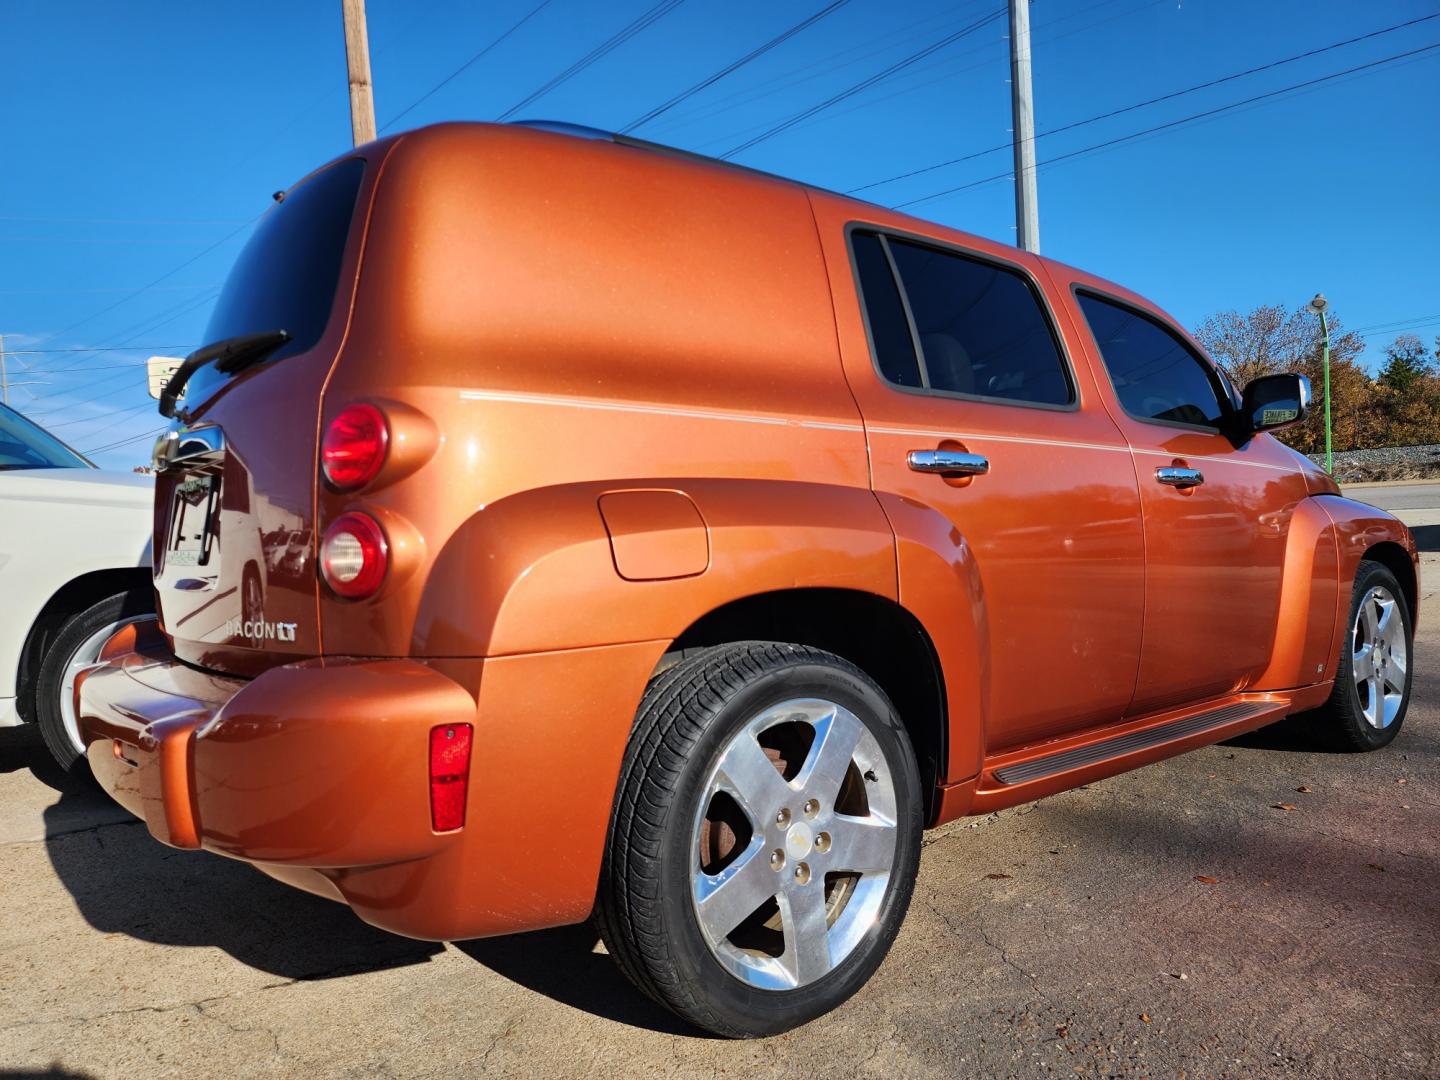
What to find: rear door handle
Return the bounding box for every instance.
[1155,466,1204,488]
[907,450,989,477]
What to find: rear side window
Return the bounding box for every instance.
[1076,292,1228,429]
[186,157,366,407]
[850,231,1072,407]
[851,232,923,388]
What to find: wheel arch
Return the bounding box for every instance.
[14,567,153,723]
[1361,540,1417,622]
[665,588,949,824]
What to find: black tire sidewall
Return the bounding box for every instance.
[34,588,152,773]
[654,658,923,1036]
[1337,561,1413,750]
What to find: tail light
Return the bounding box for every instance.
[320,511,388,598]
[322,403,388,490]
[429,723,473,832]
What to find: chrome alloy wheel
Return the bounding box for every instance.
[57,616,148,756]
[689,698,898,991]
[1352,584,1408,730]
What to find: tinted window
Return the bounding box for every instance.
[851,232,922,388]
[1077,293,1227,428]
[0,404,90,470]
[186,157,366,407]
[887,238,1071,406]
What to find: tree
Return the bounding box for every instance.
[1193,303,1375,454]
[1377,334,1432,393]
[1374,336,1440,446]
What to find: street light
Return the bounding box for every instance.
[1307,292,1332,474]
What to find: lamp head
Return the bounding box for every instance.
[1307,293,1328,315]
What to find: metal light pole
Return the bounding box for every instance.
[1307,293,1332,474]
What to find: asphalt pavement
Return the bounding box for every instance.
[1,511,1436,1079]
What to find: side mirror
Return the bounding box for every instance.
[1240,373,1310,436]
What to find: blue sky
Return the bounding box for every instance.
[2,0,1437,468]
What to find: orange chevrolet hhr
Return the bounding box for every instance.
[77,122,1417,1037]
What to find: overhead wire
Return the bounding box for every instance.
[621,1,852,134]
[893,42,1440,210]
[849,11,1440,194]
[719,8,1005,159]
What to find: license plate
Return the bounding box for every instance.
[168,474,218,567]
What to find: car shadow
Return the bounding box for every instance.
[0,726,443,983]
[1221,711,1344,753]
[453,924,712,1038]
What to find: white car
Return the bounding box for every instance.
[0,403,153,772]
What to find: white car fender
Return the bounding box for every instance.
[0,468,154,725]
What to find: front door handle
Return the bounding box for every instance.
[907,450,990,477]
[1155,466,1204,488]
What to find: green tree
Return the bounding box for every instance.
[1374,335,1440,446]
[1377,334,1433,393]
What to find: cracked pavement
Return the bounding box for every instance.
[1,552,1435,1079]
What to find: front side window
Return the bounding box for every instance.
[1077,293,1229,429]
[851,231,1073,407]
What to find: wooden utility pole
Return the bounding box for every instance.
[341,0,377,145]
[1008,0,1040,253]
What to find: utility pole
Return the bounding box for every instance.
[0,337,45,405]
[341,0,377,146]
[1008,0,1040,254]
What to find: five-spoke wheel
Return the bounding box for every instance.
[597,642,921,1038]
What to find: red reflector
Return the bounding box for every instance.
[320,512,388,599]
[322,403,388,490]
[429,723,473,832]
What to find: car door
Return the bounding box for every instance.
[1060,280,1313,716]
[816,215,1145,757]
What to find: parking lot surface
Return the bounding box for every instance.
[2,555,1436,1079]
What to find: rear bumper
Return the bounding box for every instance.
[77,619,665,940]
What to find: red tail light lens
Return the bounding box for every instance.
[320,512,388,598]
[429,723,473,832]
[322,403,388,490]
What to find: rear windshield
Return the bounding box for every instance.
[0,404,91,470]
[185,157,366,407]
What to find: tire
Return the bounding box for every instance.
[33,588,153,774]
[1313,559,1413,752]
[595,641,923,1038]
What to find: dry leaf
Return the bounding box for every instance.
[1296,786,1312,793]
[1368,863,1386,872]
[1140,1013,1152,1024]
[1271,803,1297,811]
[1397,778,1408,785]
[1194,875,1219,884]
[1056,1023,1069,1038]
[984,872,1012,880]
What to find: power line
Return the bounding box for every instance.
[621,1,852,134]
[850,11,1440,195]
[10,344,192,355]
[83,426,168,457]
[380,0,555,133]
[894,41,1440,210]
[495,0,687,123]
[720,8,1005,160]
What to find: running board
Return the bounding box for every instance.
[992,700,1275,786]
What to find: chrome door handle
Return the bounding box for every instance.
[1155,466,1204,488]
[907,450,989,476]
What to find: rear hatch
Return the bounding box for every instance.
[153,155,371,676]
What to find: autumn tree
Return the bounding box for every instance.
[1193,304,1375,454]
[1374,335,1440,446]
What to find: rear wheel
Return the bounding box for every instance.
[1314,559,1413,752]
[595,642,923,1038]
[34,589,153,774]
